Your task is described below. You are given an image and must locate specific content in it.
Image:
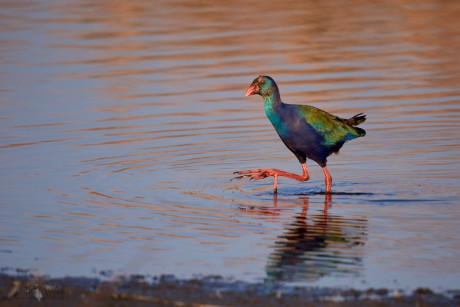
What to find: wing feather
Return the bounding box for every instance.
[298,105,364,146]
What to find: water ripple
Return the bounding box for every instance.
[1,0,459,290]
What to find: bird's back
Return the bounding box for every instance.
[266,101,365,167]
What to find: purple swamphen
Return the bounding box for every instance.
[234,75,366,193]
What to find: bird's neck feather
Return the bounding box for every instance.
[262,90,281,111]
[263,92,283,126]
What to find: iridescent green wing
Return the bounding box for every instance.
[298,105,362,145]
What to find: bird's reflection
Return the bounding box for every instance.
[264,194,367,282]
[236,191,330,216]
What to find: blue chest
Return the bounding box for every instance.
[264,100,325,155]
[265,102,301,138]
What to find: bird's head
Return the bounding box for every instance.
[245,75,278,97]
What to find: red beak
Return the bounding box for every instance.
[245,84,258,96]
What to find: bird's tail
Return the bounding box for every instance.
[347,113,366,126]
[353,126,366,137]
[347,113,366,137]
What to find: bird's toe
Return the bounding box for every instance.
[232,170,271,181]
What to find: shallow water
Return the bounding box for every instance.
[1,0,460,291]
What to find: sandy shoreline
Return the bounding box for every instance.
[1,273,459,306]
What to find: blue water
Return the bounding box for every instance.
[1,0,460,291]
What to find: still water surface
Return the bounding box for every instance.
[1,0,460,290]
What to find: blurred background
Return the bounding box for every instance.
[1,0,459,290]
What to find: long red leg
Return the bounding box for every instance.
[322,166,332,193]
[234,163,310,192]
[324,192,332,213]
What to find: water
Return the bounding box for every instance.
[1,0,460,291]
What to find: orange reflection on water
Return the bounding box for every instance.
[0,0,459,289]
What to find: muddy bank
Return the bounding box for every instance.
[1,273,459,306]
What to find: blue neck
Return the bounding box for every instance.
[263,92,283,129]
[263,91,281,115]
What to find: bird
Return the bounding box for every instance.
[234,75,366,194]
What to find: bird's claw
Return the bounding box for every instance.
[232,175,251,181]
[232,170,271,181]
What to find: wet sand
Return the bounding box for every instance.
[1,273,458,306]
